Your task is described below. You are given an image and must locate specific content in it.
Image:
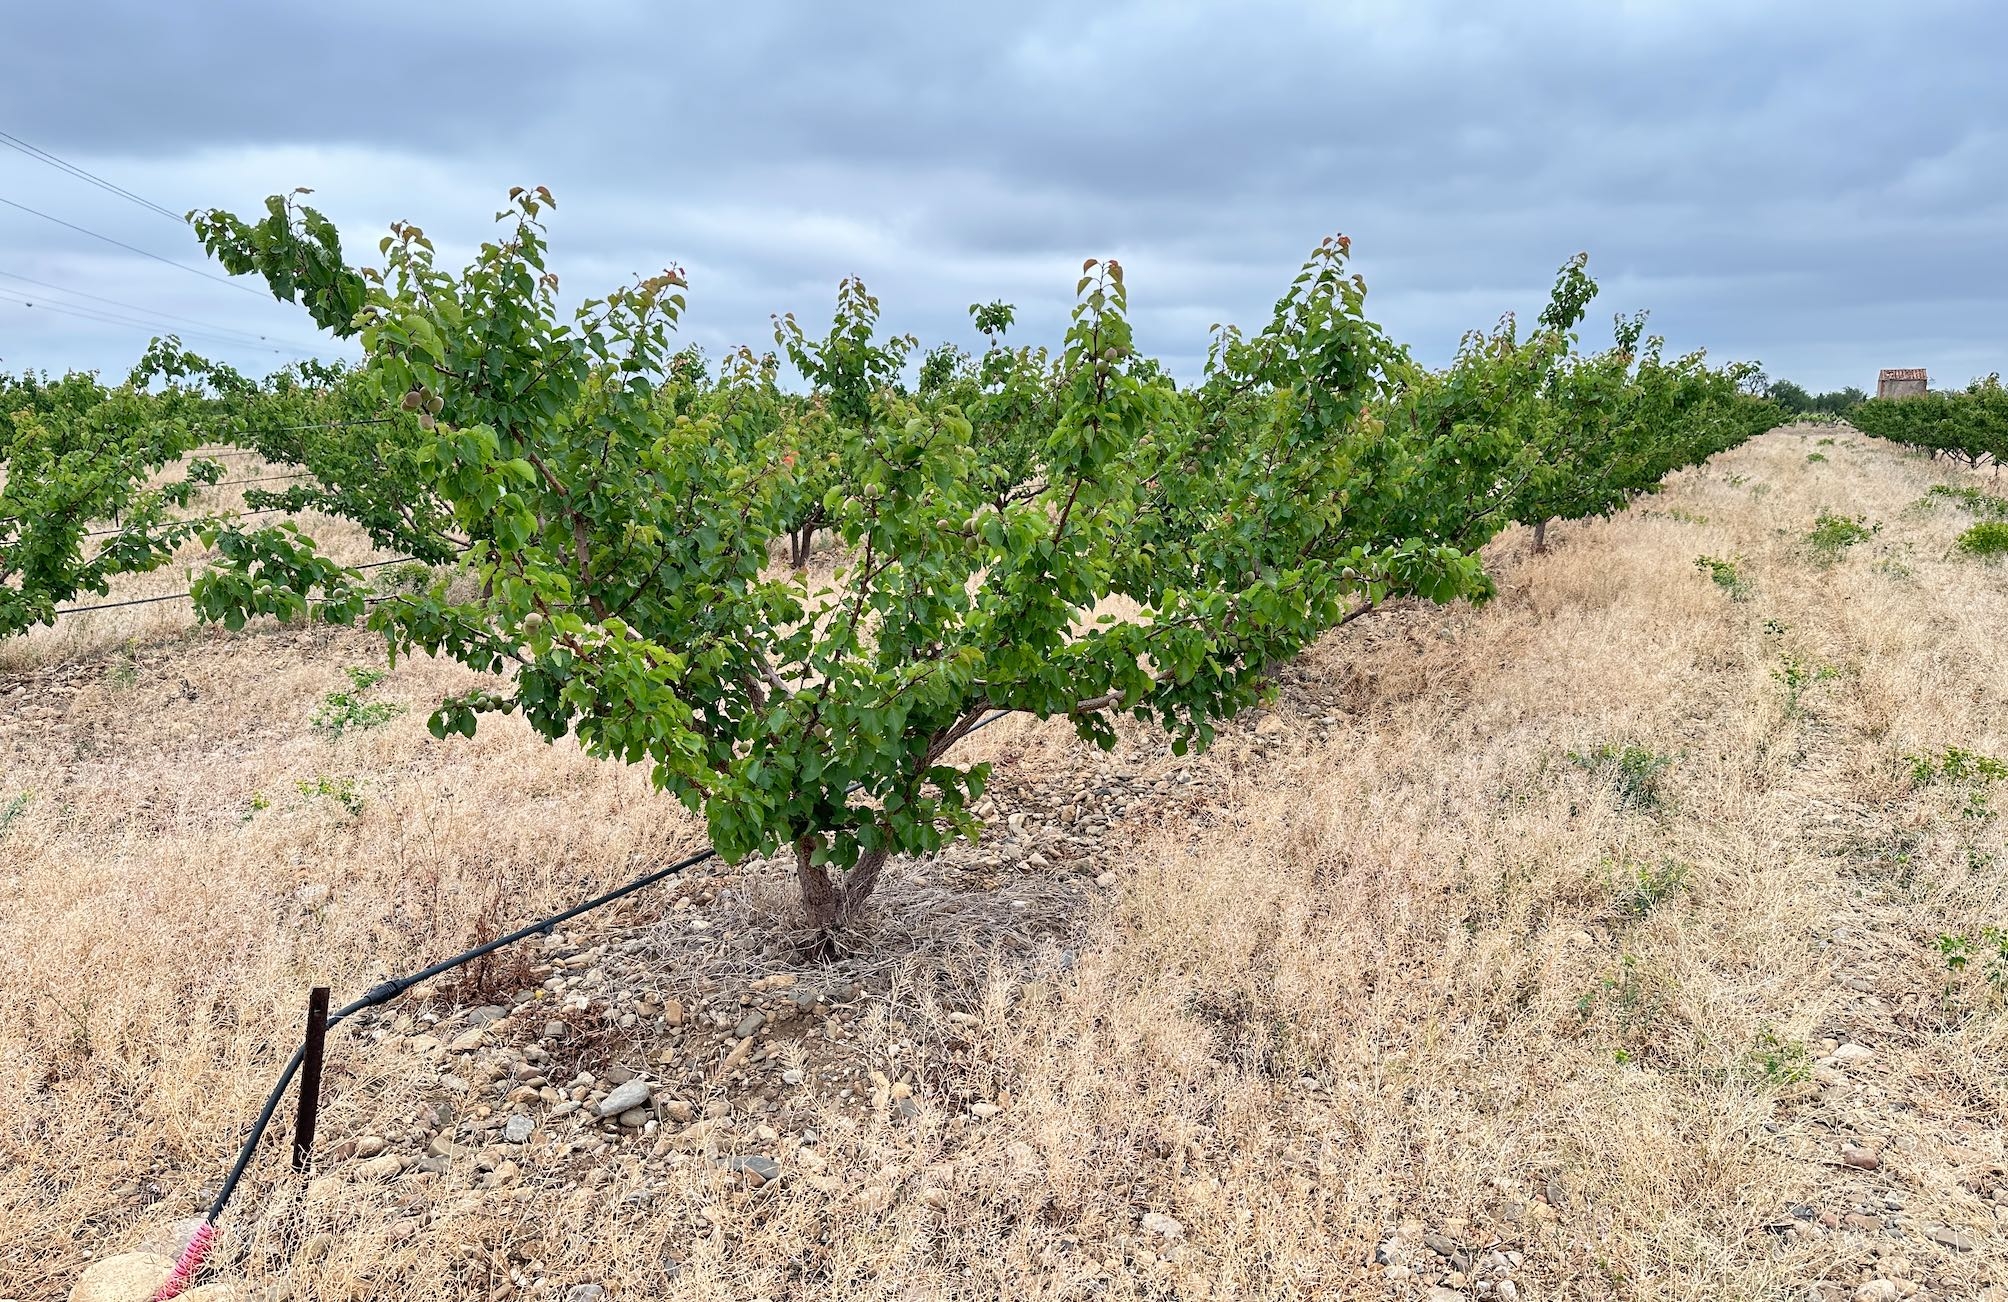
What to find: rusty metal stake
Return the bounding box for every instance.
[291,986,330,1172]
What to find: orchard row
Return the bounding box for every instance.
[3,189,1781,927]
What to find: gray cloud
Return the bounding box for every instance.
[2,0,2002,391]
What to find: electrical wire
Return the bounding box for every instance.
[0,130,186,224]
[0,288,304,358]
[0,193,267,297]
[0,267,327,353]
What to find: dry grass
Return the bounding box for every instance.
[3,427,2006,1300]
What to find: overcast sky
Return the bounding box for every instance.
[2,1,2002,394]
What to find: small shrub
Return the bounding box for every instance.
[1694,554,1750,601]
[1743,1027,1812,1086]
[1571,953,1674,1063]
[1925,484,2008,519]
[1805,511,1877,562]
[1938,927,2008,1003]
[297,775,362,815]
[1612,857,1692,918]
[1569,744,1673,810]
[1909,747,2008,786]
[1954,522,2008,558]
[1773,655,1839,718]
[1909,746,2007,818]
[311,666,404,736]
[1665,507,1709,524]
[1806,452,1827,463]
[1817,437,1836,446]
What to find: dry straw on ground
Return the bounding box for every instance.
[2,427,2004,1301]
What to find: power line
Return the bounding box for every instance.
[82,506,293,540]
[0,131,187,224]
[0,267,327,353]
[0,193,267,297]
[0,288,301,358]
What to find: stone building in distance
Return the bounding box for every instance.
[1877,368,1928,399]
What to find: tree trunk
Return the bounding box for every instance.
[1532,518,1549,553]
[794,838,892,933]
[790,523,814,570]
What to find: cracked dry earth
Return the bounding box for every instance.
[5,425,2007,1301]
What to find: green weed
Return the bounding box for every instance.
[1773,655,1838,719]
[0,790,32,839]
[297,775,362,816]
[1694,554,1750,601]
[1742,1027,1812,1086]
[1805,511,1877,562]
[311,666,404,736]
[1569,744,1673,810]
[104,639,140,691]
[1938,927,2008,1009]
[1954,522,2008,558]
[1612,857,1692,918]
[1925,484,2008,519]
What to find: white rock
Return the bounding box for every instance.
[597,1079,651,1117]
[503,1114,535,1144]
[1856,1282,1899,1302]
[1140,1212,1184,1240]
[68,1253,171,1302]
[1833,1043,1875,1065]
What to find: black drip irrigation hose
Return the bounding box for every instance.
[51,556,426,617]
[154,709,1014,1296]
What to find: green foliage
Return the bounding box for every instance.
[1506,282,1782,541]
[1694,554,1750,601]
[1850,376,2008,467]
[1742,1027,1812,1086]
[1569,743,1673,809]
[1805,452,1826,463]
[0,789,31,839]
[1805,511,1877,562]
[1763,378,1863,417]
[1924,484,2008,519]
[1773,655,1838,718]
[1572,953,1670,1062]
[1938,927,2008,996]
[162,187,1775,933]
[105,639,141,691]
[310,665,404,735]
[0,349,250,635]
[1612,856,1691,918]
[1954,522,2008,558]
[296,774,362,815]
[1908,747,2008,792]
